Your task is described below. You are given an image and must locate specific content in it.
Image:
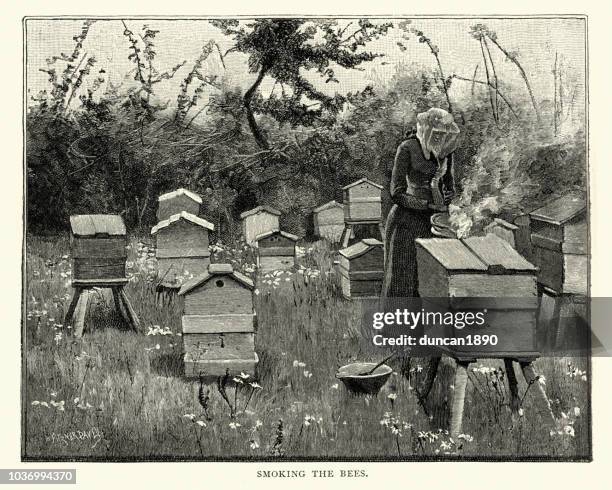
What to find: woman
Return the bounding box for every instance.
[381,108,460,300]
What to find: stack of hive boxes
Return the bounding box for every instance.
[179,263,258,377]
[151,188,215,289]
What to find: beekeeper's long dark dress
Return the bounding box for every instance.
[381,138,455,300]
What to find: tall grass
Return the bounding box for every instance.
[23,235,590,460]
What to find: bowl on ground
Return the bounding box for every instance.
[335,362,393,395]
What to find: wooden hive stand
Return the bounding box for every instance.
[415,235,556,438]
[340,178,384,248]
[65,215,140,338]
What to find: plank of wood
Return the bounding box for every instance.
[183,352,259,378]
[531,232,587,254]
[258,247,295,257]
[72,237,127,259]
[259,256,295,272]
[416,238,487,272]
[449,362,470,438]
[529,192,586,225]
[119,290,141,332]
[183,333,255,360]
[71,278,129,287]
[520,362,556,428]
[70,214,126,236]
[563,254,588,295]
[448,274,537,300]
[514,214,534,262]
[64,287,82,325]
[449,310,537,356]
[72,288,91,338]
[182,314,255,334]
[504,359,520,414]
[463,234,536,273]
[345,271,384,281]
[112,287,131,327]
[346,202,382,221]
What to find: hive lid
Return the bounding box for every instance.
[417,235,537,274]
[254,229,299,242]
[463,234,537,273]
[342,178,383,190]
[240,205,281,219]
[529,192,586,225]
[70,215,126,237]
[178,263,254,295]
[151,211,215,235]
[158,188,202,204]
[339,238,383,259]
[416,238,486,272]
[313,200,344,213]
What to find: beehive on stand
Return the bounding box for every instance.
[178,264,258,377]
[313,200,344,242]
[529,193,587,295]
[255,230,298,273]
[342,178,383,222]
[67,215,139,337]
[152,212,214,287]
[337,238,384,299]
[416,234,539,359]
[69,215,127,281]
[157,188,202,222]
[240,205,281,245]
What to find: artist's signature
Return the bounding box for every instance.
[45,426,104,448]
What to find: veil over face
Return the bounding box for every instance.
[416,108,460,160]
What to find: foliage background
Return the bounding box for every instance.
[26,19,586,238]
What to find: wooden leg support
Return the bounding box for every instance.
[72,288,92,338]
[119,289,141,333]
[64,287,82,326]
[341,224,352,248]
[520,361,556,428]
[449,361,470,438]
[538,291,559,352]
[555,297,577,351]
[419,356,441,402]
[504,359,520,414]
[112,287,130,329]
[378,222,386,263]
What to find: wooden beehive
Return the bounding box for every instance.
[342,178,383,222]
[416,234,539,359]
[529,193,587,295]
[157,188,202,222]
[313,200,344,242]
[255,230,298,273]
[178,263,258,377]
[69,215,127,282]
[240,205,281,245]
[337,238,384,299]
[151,212,214,287]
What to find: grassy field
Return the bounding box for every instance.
[23,234,590,460]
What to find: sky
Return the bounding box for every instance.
[25,17,586,121]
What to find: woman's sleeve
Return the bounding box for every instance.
[390,142,430,210]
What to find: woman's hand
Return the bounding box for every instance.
[428,202,448,213]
